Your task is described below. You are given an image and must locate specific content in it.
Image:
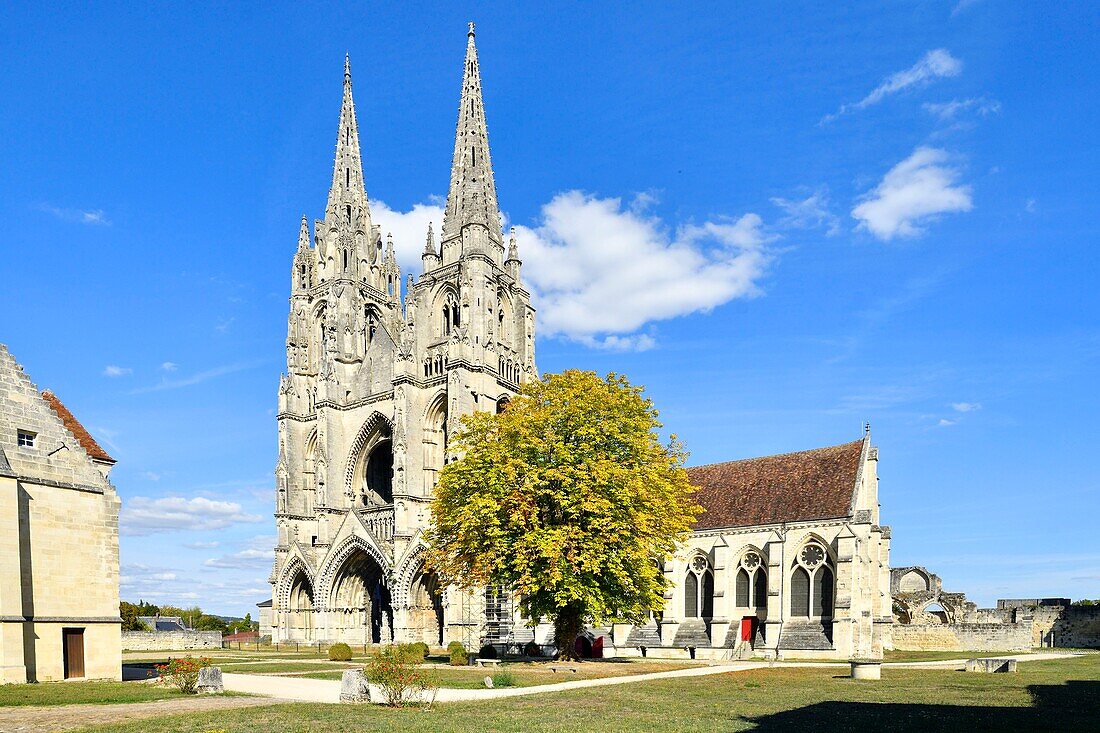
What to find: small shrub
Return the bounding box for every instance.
[154,656,210,694]
[410,641,430,660]
[523,641,541,658]
[478,644,498,660]
[328,642,353,661]
[447,641,468,666]
[492,670,517,688]
[365,645,436,707]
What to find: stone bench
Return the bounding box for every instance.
[475,658,501,667]
[548,664,578,673]
[965,658,1017,673]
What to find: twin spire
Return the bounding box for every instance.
[440,22,502,246]
[325,53,370,226]
[320,25,508,270]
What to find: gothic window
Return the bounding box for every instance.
[735,569,750,607]
[790,541,834,620]
[443,307,451,335]
[684,555,714,619]
[345,168,350,187]
[345,205,352,224]
[791,567,810,617]
[734,551,768,610]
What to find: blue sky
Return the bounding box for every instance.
[1,2,1096,617]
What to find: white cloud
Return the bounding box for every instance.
[38,203,111,226]
[371,199,447,274]
[160,361,179,372]
[770,189,840,236]
[130,361,262,394]
[952,402,982,412]
[852,147,973,240]
[373,192,772,350]
[184,540,221,550]
[923,97,1000,120]
[822,49,962,123]
[142,471,162,481]
[203,548,276,569]
[515,191,772,349]
[103,365,132,377]
[938,418,957,427]
[120,496,263,536]
[1025,198,1037,213]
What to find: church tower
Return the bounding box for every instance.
[271,25,536,647]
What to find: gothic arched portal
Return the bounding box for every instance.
[329,548,393,644]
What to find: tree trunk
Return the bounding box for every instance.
[554,604,584,661]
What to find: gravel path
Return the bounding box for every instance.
[0,695,288,733]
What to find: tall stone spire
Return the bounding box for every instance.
[441,22,502,253]
[325,54,371,229]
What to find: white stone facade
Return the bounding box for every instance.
[269,25,891,661]
[270,25,535,647]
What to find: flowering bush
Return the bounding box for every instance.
[154,656,210,694]
[365,645,436,707]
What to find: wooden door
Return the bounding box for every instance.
[63,629,85,679]
[740,616,754,642]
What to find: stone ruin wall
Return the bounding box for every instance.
[121,630,222,651]
[891,621,1032,652]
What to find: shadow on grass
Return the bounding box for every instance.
[745,680,1100,733]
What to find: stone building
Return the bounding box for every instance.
[268,25,891,660]
[270,24,535,645]
[0,344,121,682]
[586,435,891,660]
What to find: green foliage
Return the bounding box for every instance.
[154,656,210,694]
[478,644,498,660]
[491,669,517,687]
[447,641,469,666]
[328,643,353,661]
[1073,599,1099,606]
[427,370,701,659]
[523,641,542,658]
[120,601,148,631]
[364,645,436,707]
[407,641,430,661]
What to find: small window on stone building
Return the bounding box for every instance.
[17,430,36,448]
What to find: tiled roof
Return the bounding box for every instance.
[40,390,115,463]
[0,447,13,478]
[688,437,866,530]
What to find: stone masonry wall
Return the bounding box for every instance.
[1052,606,1100,648]
[891,622,1031,651]
[121,631,222,651]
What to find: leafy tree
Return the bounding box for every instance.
[428,370,700,660]
[120,601,148,631]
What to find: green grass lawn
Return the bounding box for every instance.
[882,649,1027,663]
[288,660,700,688]
[217,662,360,674]
[0,680,185,707]
[68,655,1100,732]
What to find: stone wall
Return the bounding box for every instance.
[121,631,222,651]
[891,622,1031,651]
[1052,606,1100,648]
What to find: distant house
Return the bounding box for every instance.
[0,343,122,682]
[137,615,188,632]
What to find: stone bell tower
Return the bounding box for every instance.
[271,25,536,647]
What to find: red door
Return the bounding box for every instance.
[740,617,754,643]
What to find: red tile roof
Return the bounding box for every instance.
[41,390,115,463]
[687,438,865,530]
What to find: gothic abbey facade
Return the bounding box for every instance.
[270,25,534,646]
[269,26,892,660]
